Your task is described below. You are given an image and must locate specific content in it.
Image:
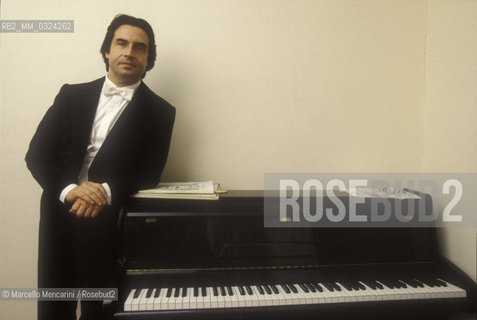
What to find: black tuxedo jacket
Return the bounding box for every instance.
[26,77,176,214]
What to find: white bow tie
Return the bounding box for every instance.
[102,82,135,101]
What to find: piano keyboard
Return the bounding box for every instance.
[123,278,466,311]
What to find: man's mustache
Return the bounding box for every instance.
[118,58,135,66]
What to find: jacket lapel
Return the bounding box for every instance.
[71,77,104,158]
[88,82,148,179]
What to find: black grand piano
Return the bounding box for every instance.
[109,190,476,319]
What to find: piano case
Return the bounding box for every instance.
[107,190,476,320]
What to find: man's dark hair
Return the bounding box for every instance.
[100,14,157,78]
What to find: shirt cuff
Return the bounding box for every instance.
[59,184,78,203]
[102,183,112,205]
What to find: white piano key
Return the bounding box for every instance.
[358,282,378,302]
[188,287,198,309]
[249,286,263,307]
[181,287,191,309]
[236,286,245,307]
[379,282,401,301]
[203,287,212,309]
[275,285,292,305]
[159,289,170,310]
[349,286,361,302]
[229,286,240,307]
[440,280,466,298]
[161,288,172,310]
[268,286,281,306]
[261,286,277,306]
[243,286,255,307]
[153,288,166,310]
[132,289,147,311]
[139,288,151,310]
[294,284,313,305]
[166,288,177,310]
[402,284,421,300]
[306,285,324,304]
[196,287,205,309]
[337,284,358,303]
[124,289,136,311]
[222,287,232,308]
[287,284,304,305]
[216,287,226,308]
[323,284,341,303]
[145,289,156,310]
[399,282,420,300]
[174,288,184,310]
[210,287,219,309]
[431,284,449,299]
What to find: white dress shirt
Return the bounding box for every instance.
[59,76,141,204]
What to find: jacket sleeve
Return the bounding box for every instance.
[25,84,77,198]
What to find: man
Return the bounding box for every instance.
[25,14,175,319]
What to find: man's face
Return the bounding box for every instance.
[105,24,149,86]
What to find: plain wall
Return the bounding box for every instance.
[0,1,475,319]
[423,0,477,285]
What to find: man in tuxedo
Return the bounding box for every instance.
[25,14,175,319]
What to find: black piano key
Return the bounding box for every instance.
[392,280,404,289]
[174,288,180,298]
[397,280,407,289]
[166,288,173,298]
[379,279,395,289]
[333,282,342,291]
[356,282,366,290]
[299,283,309,293]
[288,284,298,293]
[194,287,199,297]
[133,289,141,299]
[322,282,336,292]
[201,287,207,296]
[413,279,425,288]
[256,285,265,295]
[263,285,272,294]
[281,284,291,294]
[435,279,448,287]
[213,287,219,296]
[429,278,441,286]
[401,279,419,288]
[429,278,443,287]
[182,287,188,297]
[238,286,245,295]
[416,278,434,287]
[362,280,378,290]
[220,286,227,296]
[154,288,161,298]
[146,288,153,298]
[305,283,316,293]
[312,283,323,292]
[376,282,384,290]
[227,286,234,296]
[245,286,253,295]
[270,285,279,294]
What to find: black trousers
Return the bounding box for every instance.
[38,196,118,320]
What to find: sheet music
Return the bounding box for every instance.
[350,187,421,199]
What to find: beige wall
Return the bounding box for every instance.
[0,1,475,319]
[423,0,477,284]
